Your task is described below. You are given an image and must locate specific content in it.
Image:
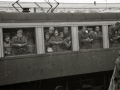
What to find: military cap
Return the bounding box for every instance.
[49,26,54,30]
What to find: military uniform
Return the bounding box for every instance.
[4,41,12,55]
[48,36,63,52]
[62,38,71,51]
[11,35,28,55]
[92,31,102,49]
[109,25,116,47]
[79,30,90,49]
[110,31,120,48]
[88,31,95,48]
[45,39,52,52]
[63,32,70,39]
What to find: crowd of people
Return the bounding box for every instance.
[44,27,72,53]
[78,26,102,49]
[4,23,120,55]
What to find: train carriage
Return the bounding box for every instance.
[0,12,120,90]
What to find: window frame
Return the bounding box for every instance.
[2,27,37,57]
[0,28,4,58]
[0,21,119,58]
[35,27,45,54]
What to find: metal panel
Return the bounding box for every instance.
[0,49,117,86]
[83,13,102,21]
[100,13,118,20]
[115,13,120,20]
[0,13,119,23]
[25,13,48,21]
[0,13,2,21]
[65,13,74,21]
[72,13,85,21]
[1,13,26,21]
[47,13,68,22]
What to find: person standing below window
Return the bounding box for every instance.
[49,30,63,52]
[113,51,120,90]
[92,26,102,49]
[11,29,28,55]
[108,51,120,90]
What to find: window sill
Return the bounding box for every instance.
[0,48,120,60]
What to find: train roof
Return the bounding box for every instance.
[0,13,120,23]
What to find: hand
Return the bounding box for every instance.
[86,38,89,41]
[55,42,58,44]
[18,44,21,47]
[90,39,93,41]
[118,36,120,38]
[86,38,88,41]
[110,39,113,41]
[69,41,71,44]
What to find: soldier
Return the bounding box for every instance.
[44,32,53,53]
[59,32,64,39]
[63,27,70,39]
[79,26,91,49]
[49,26,54,38]
[11,29,28,55]
[25,32,35,53]
[109,25,115,47]
[92,26,102,49]
[108,51,120,90]
[88,28,94,48]
[110,29,120,47]
[49,30,63,52]
[63,35,72,51]
[4,35,12,55]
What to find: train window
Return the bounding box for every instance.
[108,22,120,48]
[78,26,103,49]
[3,28,36,56]
[44,26,72,53]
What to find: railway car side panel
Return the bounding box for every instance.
[0,49,117,86]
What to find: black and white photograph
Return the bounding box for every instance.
[0,0,120,90]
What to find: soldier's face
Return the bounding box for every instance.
[5,37,10,42]
[54,32,58,36]
[64,29,68,34]
[49,29,54,34]
[67,36,71,41]
[82,28,86,32]
[95,27,100,32]
[17,33,22,38]
[45,35,49,40]
[118,30,120,34]
[60,33,64,38]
